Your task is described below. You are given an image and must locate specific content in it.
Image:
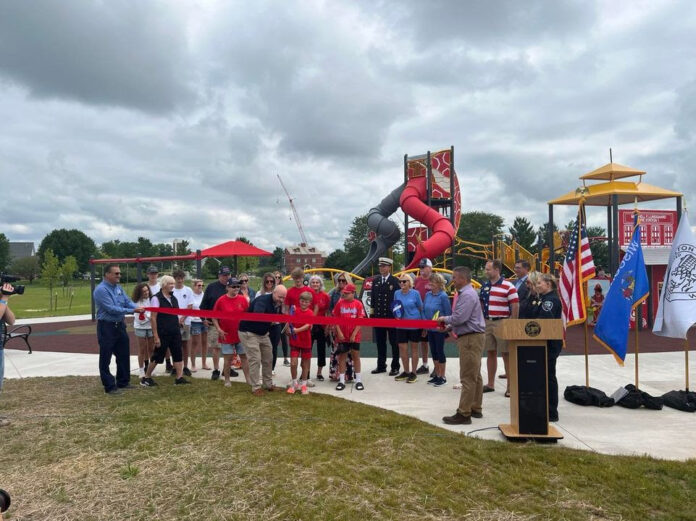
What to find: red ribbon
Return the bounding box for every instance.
[145,307,440,330]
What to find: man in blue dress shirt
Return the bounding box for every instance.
[93,264,144,394]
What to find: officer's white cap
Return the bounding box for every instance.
[378,257,393,266]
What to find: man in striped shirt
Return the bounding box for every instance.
[479,259,519,396]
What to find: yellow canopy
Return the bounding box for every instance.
[548,180,682,206]
[579,162,646,182]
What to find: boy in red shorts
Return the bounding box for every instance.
[287,291,314,395]
[332,283,365,391]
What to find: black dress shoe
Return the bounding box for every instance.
[442,412,472,425]
[471,411,483,419]
[388,368,400,376]
[371,368,387,374]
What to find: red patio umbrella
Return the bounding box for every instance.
[200,240,272,274]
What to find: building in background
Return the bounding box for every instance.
[9,241,35,261]
[283,243,326,272]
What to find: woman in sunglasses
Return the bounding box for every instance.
[393,275,424,384]
[273,272,290,367]
[190,279,210,370]
[238,273,256,303]
[327,272,354,381]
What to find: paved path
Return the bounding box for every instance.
[4,346,695,461]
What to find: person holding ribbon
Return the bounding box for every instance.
[423,273,451,387]
[332,283,365,391]
[141,275,190,387]
[131,282,154,378]
[393,275,424,384]
[212,277,250,387]
[308,274,330,381]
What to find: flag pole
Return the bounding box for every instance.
[633,197,640,389]
[584,320,590,387]
[686,338,690,392]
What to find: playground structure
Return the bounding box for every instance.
[351,147,461,275]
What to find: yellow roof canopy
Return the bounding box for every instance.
[580,162,646,182]
[548,180,682,206]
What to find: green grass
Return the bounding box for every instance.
[0,377,694,520]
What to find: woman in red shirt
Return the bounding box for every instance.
[309,274,330,381]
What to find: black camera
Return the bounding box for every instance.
[0,273,24,295]
[0,489,10,513]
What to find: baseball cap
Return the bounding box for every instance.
[419,258,433,268]
[342,283,356,294]
[378,257,393,266]
[227,277,241,286]
[146,265,159,274]
[219,266,231,275]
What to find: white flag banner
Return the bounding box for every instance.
[653,211,696,339]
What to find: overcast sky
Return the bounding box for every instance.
[1,0,694,254]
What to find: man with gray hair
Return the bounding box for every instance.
[438,266,486,425]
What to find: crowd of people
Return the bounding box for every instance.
[91,256,564,425]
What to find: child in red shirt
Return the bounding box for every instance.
[212,279,249,387]
[287,291,314,395]
[331,283,365,391]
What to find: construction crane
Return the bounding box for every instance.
[277,174,309,245]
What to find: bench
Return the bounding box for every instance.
[3,325,32,354]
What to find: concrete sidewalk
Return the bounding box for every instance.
[3,348,694,461]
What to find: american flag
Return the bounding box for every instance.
[559,205,596,329]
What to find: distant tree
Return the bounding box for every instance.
[41,249,61,310]
[60,255,79,287]
[234,237,259,274]
[587,226,609,274]
[508,217,537,251]
[0,233,10,272]
[264,246,284,270]
[39,229,96,272]
[324,249,349,272]
[9,256,40,283]
[455,211,505,272]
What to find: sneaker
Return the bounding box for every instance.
[224,381,232,388]
[229,368,239,378]
[335,382,346,391]
[306,380,315,388]
[174,377,191,385]
[252,389,265,396]
[433,377,446,387]
[394,371,409,381]
[183,367,193,377]
[416,365,429,375]
[441,377,447,384]
[211,369,220,381]
[388,368,400,376]
[427,376,438,385]
[286,385,296,394]
[406,373,417,383]
[355,382,364,391]
[316,374,325,381]
[301,384,309,395]
[283,359,291,367]
[140,377,158,387]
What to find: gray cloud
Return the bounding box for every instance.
[0,0,192,113]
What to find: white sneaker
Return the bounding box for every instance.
[224,381,232,387]
[306,380,316,388]
[138,368,145,377]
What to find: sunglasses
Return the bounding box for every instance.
[196,284,204,287]
[113,272,122,275]
[265,279,274,284]
[399,280,409,284]
[337,279,346,283]
[275,276,282,279]
[240,279,249,283]
[229,285,241,289]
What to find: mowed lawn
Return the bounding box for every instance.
[0,377,694,520]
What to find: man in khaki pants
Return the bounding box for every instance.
[238,285,287,396]
[437,267,486,425]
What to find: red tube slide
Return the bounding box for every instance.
[400,176,455,270]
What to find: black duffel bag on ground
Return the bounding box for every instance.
[564,385,615,407]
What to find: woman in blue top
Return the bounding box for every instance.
[423,273,452,387]
[393,275,424,383]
